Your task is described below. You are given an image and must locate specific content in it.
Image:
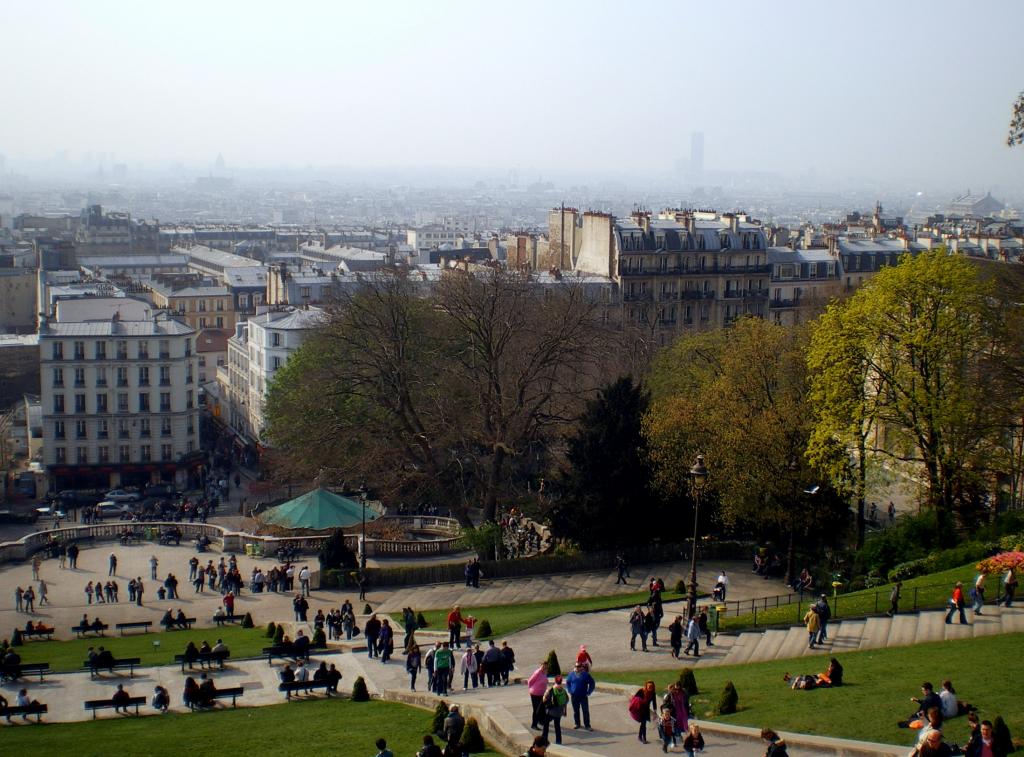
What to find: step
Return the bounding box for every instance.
[915,610,945,643]
[746,628,789,663]
[1000,605,1024,633]
[943,616,973,641]
[774,625,813,660]
[860,616,892,649]
[969,607,1003,638]
[886,612,919,648]
[720,631,761,665]
[829,620,866,651]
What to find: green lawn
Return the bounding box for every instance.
[404,589,670,639]
[0,698,504,756]
[718,562,981,631]
[12,625,272,672]
[599,632,1023,748]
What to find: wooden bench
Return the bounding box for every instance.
[159,617,196,631]
[83,657,142,678]
[20,627,55,641]
[187,686,244,709]
[213,614,244,626]
[83,696,146,719]
[2,662,50,683]
[115,621,153,636]
[1,703,48,723]
[72,623,108,637]
[174,650,229,673]
[278,679,334,699]
[262,643,325,665]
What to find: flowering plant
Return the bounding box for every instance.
[976,551,1024,575]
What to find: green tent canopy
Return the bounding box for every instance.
[258,487,378,531]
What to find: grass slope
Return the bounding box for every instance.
[599,631,1023,747]
[0,698,503,756]
[11,625,271,672]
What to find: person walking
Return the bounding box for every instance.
[150,556,158,581]
[887,581,902,617]
[433,642,454,696]
[108,553,117,576]
[447,605,465,649]
[58,545,66,569]
[972,572,986,615]
[804,605,821,649]
[299,566,311,596]
[14,586,23,612]
[461,645,479,690]
[945,581,968,625]
[668,615,684,658]
[406,643,422,691]
[814,594,831,644]
[997,566,1017,608]
[31,556,41,581]
[38,580,48,606]
[629,606,647,652]
[135,578,144,606]
[527,661,549,730]
[616,554,628,585]
[68,543,79,569]
[683,614,701,657]
[84,581,93,605]
[566,661,595,731]
[541,676,569,746]
[716,570,729,600]
[22,586,35,613]
[629,680,657,744]
[698,607,713,647]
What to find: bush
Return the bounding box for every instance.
[998,532,1024,552]
[678,668,698,697]
[266,622,277,638]
[460,522,502,559]
[431,700,450,734]
[318,527,357,570]
[552,540,581,557]
[544,649,561,677]
[273,624,285,645]
[475,619,492,639]
[674,579,687,596]
[417,611,429,628]
[351,676,370,701]
[11,629,23,646]
[717,681,738,714]
[312,628,326,646]
[363,603,373,615]
[459,716,486,753]
[992,715,1013,755]
[240,612,254,629]
[888,540,997,583]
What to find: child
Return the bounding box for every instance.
[683,723,705,756]
[657,706,677,753]
[464,615,475,647]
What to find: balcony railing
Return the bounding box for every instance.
[623,291,653,302]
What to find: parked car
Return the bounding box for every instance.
[51,489,104,508]
[94,501,133,519]
[35,506,68,521]
[104,489,141,503]
[144,483,179,498]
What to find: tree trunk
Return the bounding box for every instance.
[855,436,867,549]
[784,527,796,587]
[482,445,507,523]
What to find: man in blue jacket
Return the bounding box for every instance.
[566,661,596,731]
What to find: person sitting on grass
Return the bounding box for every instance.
[939,680,973,719]
[899,682,943,728]
[784,658,844,690]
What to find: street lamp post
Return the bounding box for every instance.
[359,483,368,573]
[687,454,709,619]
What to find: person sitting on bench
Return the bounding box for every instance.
[279,664,295,684]
[292,630,310,660]
[161,610,174,628]
[183,677,200,709]
[111,684,132,714]
[26,620,54,635]
[183,641,200,669]
[15,689,41,718]
[94,647,116,673]
[212,639,229,656]
[2,650,22,682]
[91,617,106,632]
[197,673,217,707]
[175,610,189,630]
[152,685,170,713]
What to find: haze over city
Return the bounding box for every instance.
[2,0,1024,194]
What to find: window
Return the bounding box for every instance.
[140,445,151,462]
[138,366,150,386]
[116,340,128,359]
[139,393,150,412]
[161,444,173,461]
[119,445,130,463]
[53,420,65,439]
[198,356,206,367]
[161,418,172,436]
[186,390,194,409]
[55,447,66,463]
[118,419,130,438]
[52,342,64,360]
[75,419,87,439]
[139,418,151,437]
[199,317,207,328]
[185,339,191,357]
[186,365,193,384]
[215,299,223,311]
[159,365,171,385]
[198,300,207,312]
[187,417,195,435]
[160,392,171,412]
[239,294,249,309]
[95,342,107,360]
[77,447,88,464]
[98,446,109,463]
[116,366,128,386]
[216,316,224,328]
[138,340,149,359]
[75,394,86,413]
[74,367,86,387]
[52,368,64,387]
[73,341,85,360]
[253,293,262,307]
[117,393,129,412]
[187,440,195,454]
[96,367,107,387]
[299,286,311,299]
[159,339,170,358]
[98,419,108,439]
[272,356,282,370]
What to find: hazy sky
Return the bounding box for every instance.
[3,0,1024,189]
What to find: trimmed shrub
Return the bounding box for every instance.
[678,668,698,697]
[266,621,277,638]
[11,629,23,646]
[417,611,429,628]
[544,649,561,677]
[351,675,370,702]
[998,532,1024,552]
[459,716,486,753]
[273,624,285,645]
[363,603,373,615]
[674,579,687,596]
[716,681,738,714]
[312,628,326,646]
[240,612,254,629]
[475,619,492,639]
[431,700,450,734]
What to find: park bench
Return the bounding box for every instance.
[20,627,55,641]
[83,696,145,718]
[187,686,244,709]
[278,679,334,699]
[261,643,325,665]
[72,622,108,637]
[115,621,153,636]
[2,662,50,682]
[159,617,196,631]
[213,614,244,626]
[1,702,48,722]
[175,650,230,673]
[83,657,142,678]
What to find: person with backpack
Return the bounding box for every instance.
[629,680,657,744]
[814,594,831,644]
[541,676,569,745]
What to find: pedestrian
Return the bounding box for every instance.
[972,572,986,615]
[433,642,454,696]
[22,586,35,613]
[566,661,595,731]
[683,724,705,757]
[461,645,478,689]
[108,553,117,576]
[814,594,831,644]
[888,501,896,524]
[698,607,713,647]
[715,570,729,601]
[663,682,689,744]
[84,581,93,604]
[58,545,66,569]
[14,586,23,612]
[527,661,549,730]
[684,614,700,657]
[135,577,144,606]
[31,556,41,580]
[299,565,311,596]
[150,555,159,581]
[365,614,381,659]
[68,543,79,568]
[616,554,628,584]
[945,582,968,625]
[575,644,593,672]
[761,728,789,756]
[38,580,48,606]
[424,642,438,691]
[804,605,821,649]
[997,566,1017,608]
[629,680,657,744]
[447,605,464,648]
[629,605,647,652]
[668,615,683,658]
[887,581,902,617]
[406,643,422,691]
[500,641,515,685]
[357,571,368,601]
[378,619,394,663]
[541,675,569,746]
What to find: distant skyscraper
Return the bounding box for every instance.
[690,132,704,180]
